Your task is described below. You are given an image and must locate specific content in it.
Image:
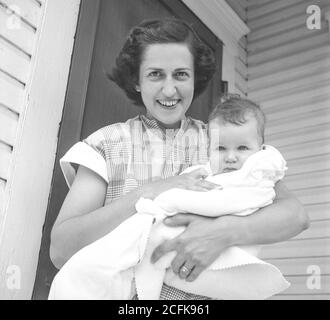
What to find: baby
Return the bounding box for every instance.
[154,96,283,217]
[49,96,290,300]
[209,94,265,175]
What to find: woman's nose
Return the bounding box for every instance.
[162,78,177,97]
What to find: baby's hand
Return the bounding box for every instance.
[142,168,221,199]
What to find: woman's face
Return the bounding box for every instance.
[137,43,194,129]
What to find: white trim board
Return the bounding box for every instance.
[182,0,250,56]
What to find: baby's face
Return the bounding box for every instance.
[209,116,262,174]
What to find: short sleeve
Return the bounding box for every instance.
[59,130,108,188]
[249,145,287,183]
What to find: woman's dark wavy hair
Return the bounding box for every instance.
[108,18,216,106]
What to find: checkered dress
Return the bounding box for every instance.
[83,115,210,299]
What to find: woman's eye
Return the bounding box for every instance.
[238,146,249,151]
[175,71,189,79]
[148,71,162,78]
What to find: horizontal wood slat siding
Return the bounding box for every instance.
[0,72,24,113]
[295,186,330,206]
[260,238,330,260]
[0,178,5,217]
[249,57,330,91]
[0,6,36,55]
[267,256,330,275]
[304,203,330,222]
[225,0,248,96]
[248,46,330,79]
[1,0,42,28]
[0,0,43,217]
[288,154,330,176]
[279,275,330,295]
[292,220,330,240]
[249,30,329,66]
[0,36,31,83]
[0,104,19,146]
[248,0,318,21]
[247,0,330,299]
[0,141,12,181]
[249,0,319,31]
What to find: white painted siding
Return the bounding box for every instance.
[247,0,330,299]
[0,0,43,219]
[226,0,248,96]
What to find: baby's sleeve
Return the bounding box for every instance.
[59,129,109,188]
[250,145,287,184]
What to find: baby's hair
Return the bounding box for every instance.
[209,94,266,143]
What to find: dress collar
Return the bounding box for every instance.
[139,114,190,139]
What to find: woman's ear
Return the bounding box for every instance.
[135,85,141,92]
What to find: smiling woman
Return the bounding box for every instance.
[50,18,220,300]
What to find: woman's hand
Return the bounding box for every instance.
[150,213,236,282]
[142,168,221,200]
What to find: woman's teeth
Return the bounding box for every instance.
[157,99,180,107]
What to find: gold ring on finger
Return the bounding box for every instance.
[180,266,191,276]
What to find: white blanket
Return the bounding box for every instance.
[49,145,290,300]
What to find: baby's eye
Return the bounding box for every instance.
[238,146,249,151]
[174,71,189,80]
[217,146,226,151]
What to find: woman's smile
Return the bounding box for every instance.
[157,99,181,109]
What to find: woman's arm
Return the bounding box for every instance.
[230,180,310,245]
[50,165,217,269]
[151,180,310,281]
[50,165,145,269]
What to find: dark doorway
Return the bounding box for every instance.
[32,0,222,299]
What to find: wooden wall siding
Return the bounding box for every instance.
[246,0,330,299]
[0,1,43,223]
[225,0,248,96]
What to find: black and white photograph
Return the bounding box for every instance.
[0,0,329,303]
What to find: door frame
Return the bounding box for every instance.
[32,0,223,299]
[32,0,101,299]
